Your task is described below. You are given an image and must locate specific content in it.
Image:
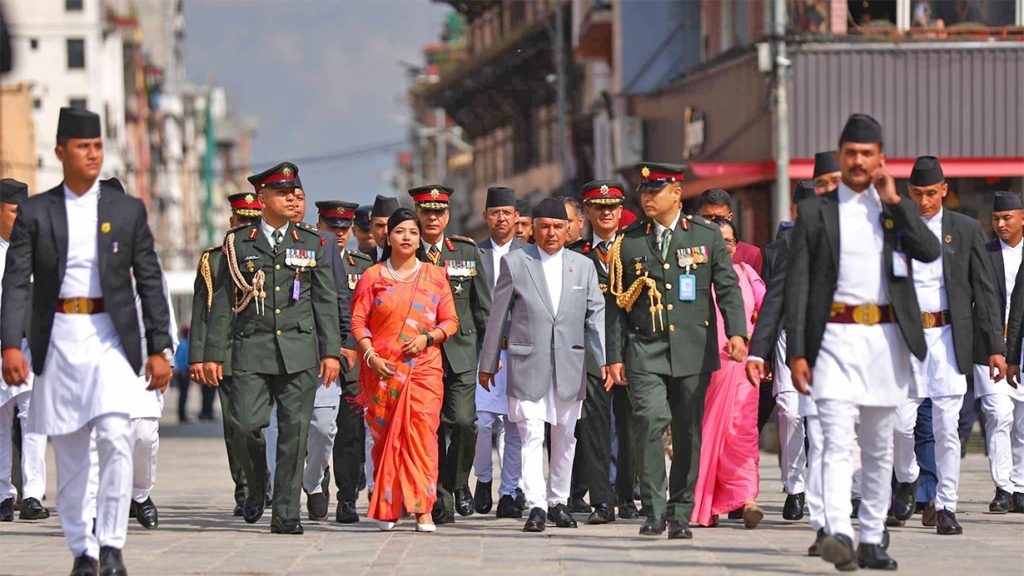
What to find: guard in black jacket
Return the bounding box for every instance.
[785,114,940,571]
[890,156,1005,536]
[0,107,172,576]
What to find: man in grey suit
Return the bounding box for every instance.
[479,197,609,533]
[473,187,527,518]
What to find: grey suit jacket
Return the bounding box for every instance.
[477,236,527,290]
[479,244,605,403]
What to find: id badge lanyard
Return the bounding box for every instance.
[892,230,909,278]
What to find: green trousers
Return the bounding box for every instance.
[216,376,249,506]
[436,362,477,513]
[628,370,709,522]
[231,368,317,523]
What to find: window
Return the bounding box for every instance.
[915,0,1017,29]
[66,0,83,11]
[67,38,85,69]
[32,98,41,110]
[29,38,38,50]
[69,98,87,110]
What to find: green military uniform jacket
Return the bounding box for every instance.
[605,214,746,378]
[205,221,341,375]
[339,248,372,394]
[189,247,234,377]
[570,236,614,378]
[420,235,491,374]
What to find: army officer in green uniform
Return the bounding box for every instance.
[189,191,264,516]
[203,162,341,535]
[410,184,492,523]
[606,163,747,540]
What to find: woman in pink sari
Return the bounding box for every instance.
[691,217,766,529]
[351,208,458,532]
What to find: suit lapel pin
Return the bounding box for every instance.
[112,241,118,254]
[883,218,894,230]
[944,234,952,244]
[100,222,111,234]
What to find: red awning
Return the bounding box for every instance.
[687,157,1024,191]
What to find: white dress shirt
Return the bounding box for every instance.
[1001,239,1023,324]
[489,237,514,288]
[593,231,615,272]
[909,209,964,398]
[539,247,564,314]
[261,218,289,249]
[60,181,103,299]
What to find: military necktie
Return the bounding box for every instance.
[660,228,672,261]
[428,244,441,266]
[273,230,284,254]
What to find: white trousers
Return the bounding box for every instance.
[364,431,375,492]
[893,394,963,510]
[818,400,896,545]
[851,421,863,499]
[130,418,159,502]
[517,417,577,510]
[980,394,1024,493]
[303,404,339,494]
[0,393,47,500]
[53,413,132,559]
[805,415,825,531]
[474,410,523,497]
[777,391,807,495]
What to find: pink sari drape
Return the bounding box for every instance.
[692,262,766,526]
[350,264,458,522]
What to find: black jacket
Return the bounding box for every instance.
[749,229,791,361]
[934,210,1004,373]
[784,190,940,367]
[974,238,1022,364]
[1,180,172,375]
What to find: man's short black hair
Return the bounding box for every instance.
[698,188,732,209]
[559,195,583,218]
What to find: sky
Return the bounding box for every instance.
[183,0,451,220]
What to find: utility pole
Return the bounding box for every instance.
[771,0,790,230]
[552,2,569,194]
[435,107,447,183]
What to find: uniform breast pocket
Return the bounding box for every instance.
[296,320,313,334]
[233,321,256,339]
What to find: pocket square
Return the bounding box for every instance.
[572,285,585,290]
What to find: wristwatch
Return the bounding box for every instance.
[425,333,435,347]
[160,347,174,366]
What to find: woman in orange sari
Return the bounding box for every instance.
[351,208,458,532]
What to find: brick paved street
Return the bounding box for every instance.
[2,416,1022,575]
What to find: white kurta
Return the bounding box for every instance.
[476,238,514,415]
[811,183,913,407]
[31,183,138,436]
[0,236,34,406]
[975,238,1024,400]
[507,247,583,425]
[909,210,966,399]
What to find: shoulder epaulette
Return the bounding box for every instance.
[450,235,476,245]
[624,219,649,234]
[687,214,719,231]
[348,250,371,262]
[295,221,319,233]
[225,223,250,235]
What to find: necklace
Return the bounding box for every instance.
[386,258,420,283]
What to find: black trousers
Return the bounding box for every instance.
[612,384,638,502]
[571,372,614,505]
[332,389,365,503]
[435,359,477,512]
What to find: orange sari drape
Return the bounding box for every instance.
[350,263,458,521]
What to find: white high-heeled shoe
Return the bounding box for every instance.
[415,521,437,533]
[377,520,396,531]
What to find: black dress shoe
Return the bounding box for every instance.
[857,543,898,570]
[808,528,826,557]
[128,501,136,519]
[99,546,127,576]
[523,507,546,532]
[243,494,265,524]
[134,497,158,529]
[515,488,526,510]
[233,504,244,517]
[455,485,474,517]
[783,492,805,521]
[989,488,1012,513]
[617,499,640,519]
[19,496,50,520]
[306,491,328,521]
[1013,492,1024,513]
[496,494,523,519]
[70,553,98,576]
[0,497,13,521]
[567,496,592,514]
[850,497,862,518]
[587,503,615,524]
[892,479,918,521]
[921,500,937,527]
[270,517,304,534]
[432,508,455,525]
[936,508,962,535]
[667,518,693,540]
[474,480,493,514]
[820,533,858,571]
[639,514,666,536]
[335,500,359,523]
[547,503,578,528]
[882,528,890,550]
